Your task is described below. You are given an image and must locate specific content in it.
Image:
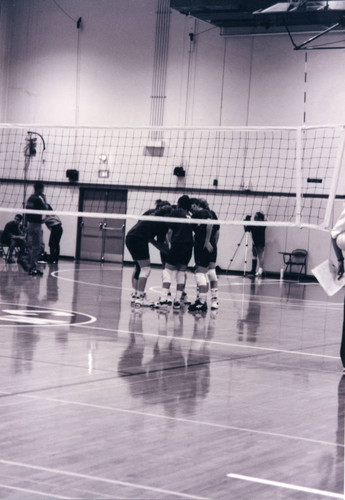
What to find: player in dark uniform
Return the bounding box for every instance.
[156,195,193,309]
[143,199,171,265]
[246,211,266,277]
[198,199,220,310]
[125,205,172,307]
[188,198,214,313]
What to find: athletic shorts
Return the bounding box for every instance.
[125,234,149,261]
[166,244,193,267]
[194,246,212,268]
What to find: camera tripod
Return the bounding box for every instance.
[227,231,250,276]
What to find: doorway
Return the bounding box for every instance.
[77,188,127,263]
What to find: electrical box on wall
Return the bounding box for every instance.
[98,170,109,179]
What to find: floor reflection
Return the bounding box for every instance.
[237,280,261,343]
[117,307,218,418]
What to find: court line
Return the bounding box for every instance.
[0,459,210,500]
[0,301,97,327]
[11,393,343,449]
[226,473,343,499]
[0,484,72,499]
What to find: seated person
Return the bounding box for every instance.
[1,214,26,263]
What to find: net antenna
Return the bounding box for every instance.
[23,131,46,208]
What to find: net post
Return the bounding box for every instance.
[295,127,303,227]
[323,126,345,229]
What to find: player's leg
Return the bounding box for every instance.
[188,266,208,312]
[248,245,257,276]
[27,223,44,275]
[207,243,219,309]
[256,246,264,276]
[130,262,141,303]
[208,263,219,310]
[174,245,193,307]
[188,245,210,312]
[7,238,16,262]
[135,258,153,307]
[173,265,188,309]
[156,265,175,307]
[126,235,153,306]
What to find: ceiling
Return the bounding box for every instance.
[170,0,345,35]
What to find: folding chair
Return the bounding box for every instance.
[0,230,23,262]
[279,249,308,280]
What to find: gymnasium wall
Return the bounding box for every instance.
[0,0,344,273]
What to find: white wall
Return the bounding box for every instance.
[0,0,345,271]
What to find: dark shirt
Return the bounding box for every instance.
[209,209,220,247]
[1,221,22,245]
[192,208,212,247]
[169,207,193,245]
[248,226,266,247]
[127,219,168,241]
[26,193,47,223]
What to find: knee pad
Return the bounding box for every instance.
[140,266,151,279]
[207,268,217,283]
[195,272,207,288]
[162,268,172,284]
[176,271,185,286]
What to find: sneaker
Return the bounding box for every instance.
[130,293,138,304]
[188,299,208,313]
[167,292,172,306]
[181,292,191,305]
[29,268,43,276]
[255,267,263,277]
[135,294,154,308]
[173,301,181,310]
[154,299,170,309]
[211,298,219,310]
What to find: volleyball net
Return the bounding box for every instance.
[0,123,344,228]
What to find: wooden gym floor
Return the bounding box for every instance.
[0,260,344,500]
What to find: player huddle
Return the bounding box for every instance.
[125,195,219,313]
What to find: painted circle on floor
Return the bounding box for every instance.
[0,303,96,326]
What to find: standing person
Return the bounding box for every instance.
[1,214,26,263]
[199,199,220,310]
[25,181,48,276]
[156,195,194,309]
[247,211,266,277]
[331,206,345,370]
[144,200,172,301]
[188,198,214,313]
[44,206,63,264]
[125,205,172,307]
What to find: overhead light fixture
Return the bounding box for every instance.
[98,154,108,163]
